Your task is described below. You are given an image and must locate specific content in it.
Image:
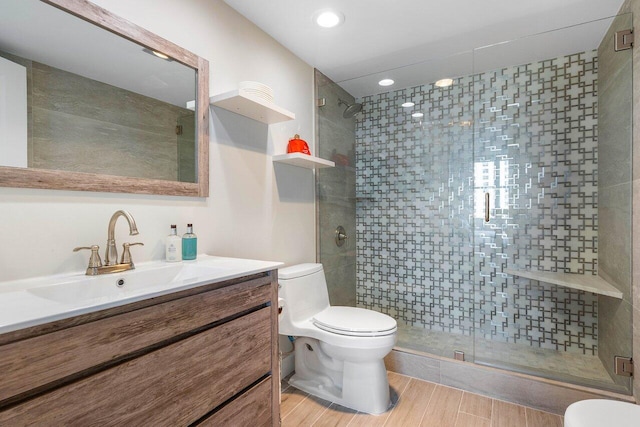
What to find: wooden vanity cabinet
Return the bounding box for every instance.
[0,271,280,426]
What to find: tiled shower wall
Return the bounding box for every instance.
[315,70,357,306]
[356,51,600,354]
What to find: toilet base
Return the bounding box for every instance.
[289,337,392,415]
[288,369,392,415]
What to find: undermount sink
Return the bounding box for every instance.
[0,255,283,335]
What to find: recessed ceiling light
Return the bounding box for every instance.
[314,10,344,28]
[402,102,415,108]
[378,79,394,87]
[435,78,454,88]
[412,112,424,118]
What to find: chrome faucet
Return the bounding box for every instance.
[73,210,144,276]
[105,210,139,266]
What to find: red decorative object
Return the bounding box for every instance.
[287,134,311,155]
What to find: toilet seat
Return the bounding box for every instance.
[312,306,397,337]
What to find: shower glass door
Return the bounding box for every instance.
[472,15,633,394]
[353,52,477,359]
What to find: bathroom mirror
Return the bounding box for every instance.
[0,0,209,196]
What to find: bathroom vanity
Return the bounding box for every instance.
[0,257,281,426]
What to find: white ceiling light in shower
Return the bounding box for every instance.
[378,78,394,87]
[435,78,454,87]
[314,10,344,28]
[412,112,424,118]
[402,102,415,108]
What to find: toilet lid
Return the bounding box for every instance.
[312,307,397,337]
[565,399,640,427]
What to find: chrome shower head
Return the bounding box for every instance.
[338,98,363,118]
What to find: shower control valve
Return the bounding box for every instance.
[335,226,348,247]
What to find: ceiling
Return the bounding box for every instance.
[224,0,626,97]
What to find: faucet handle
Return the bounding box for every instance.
[121,242,144,265]
[73,245,103,274]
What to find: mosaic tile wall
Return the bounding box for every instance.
[356,51,600,354]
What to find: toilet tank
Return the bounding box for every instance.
[278,264,330,332]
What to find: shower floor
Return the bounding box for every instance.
[396,324,625,392]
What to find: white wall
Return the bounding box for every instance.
[0,0,316,282]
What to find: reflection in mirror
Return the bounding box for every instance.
[0,0,209,196]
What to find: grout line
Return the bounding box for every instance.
[490,399,495,426]
[394,373,412,396]
[324,403,357,427]
[343,403,357,424]
[345,413,355,426]
[309,400,331,427]
[458,392,493,420]
[281,391,310,421]
[453,390,464,427]
[381,407,394,423]
[346,372,407,427]
[491,394,561,418]
[344,406,355,427]
[414,379,437,427]
[487,395,493,421]
[381,377,414,427]
[458,409,493,421]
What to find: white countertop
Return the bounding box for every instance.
[0,255,283,335]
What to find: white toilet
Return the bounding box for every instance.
[278,263,397,415]
[564,399,640,427]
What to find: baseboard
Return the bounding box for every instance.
[385,348,636,415]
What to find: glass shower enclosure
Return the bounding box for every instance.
[318,13,633,395]
[473,14,632,393]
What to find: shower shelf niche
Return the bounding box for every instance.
[504,268,623,299]
[209,90,295,124]
[272,153,335,169]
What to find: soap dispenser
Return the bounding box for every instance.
[166,224,182,262]
[182,223,197,261]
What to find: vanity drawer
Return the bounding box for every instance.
[200,376,273,427]
[0,274,271,405]
[0,307,272,425]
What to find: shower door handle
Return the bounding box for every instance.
[485,192,490,223]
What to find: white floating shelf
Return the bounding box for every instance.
[273,153,335,169]
[210,90,295,124]
[504,268,623,299]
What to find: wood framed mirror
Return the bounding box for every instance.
[0,0,209,197]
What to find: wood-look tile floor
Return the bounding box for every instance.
[281,372,564,427]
